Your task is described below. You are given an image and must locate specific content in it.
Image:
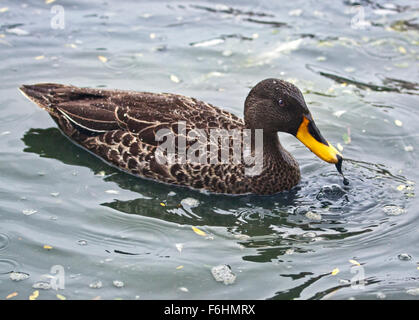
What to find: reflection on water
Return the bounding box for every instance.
[1,0,418,300]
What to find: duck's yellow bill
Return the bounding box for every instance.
[296,116,342,164]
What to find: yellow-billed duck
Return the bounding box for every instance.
[19,78,344,195]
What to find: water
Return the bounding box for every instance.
[0,0,418,300]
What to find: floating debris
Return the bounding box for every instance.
[89,280,103,289]
[167,191,176,196]
[191,38,224,47]
[77,239,88,246]
[398,253,412,261]
[179,287,189,292]
[305,211,322,221]
[56,294,66,300]
[34,55,45,60]
[9,272,29,281]
[65,43,77,49]
[98,55,108,63]
[105,189,119,194]
[175,243,183,253]
[383,205,405,216]
[288,9,303,16]
[33,281,51,290]
[404,145,414,152]
[349,259,361,266]
[170,74,181,83]
[43,245,53,250]
[331,268,340,276]
[0,7,9,13]
[22,209,37,216]
[285,248,294,255]
[6,28,29,36]
[233,234,251,240]
[29,290,39,300]
[337,143,344,152]
[191,226,207,237]
[211,265,236,285]
[149,33,156,39]
[376,292,386,299]
[113,280,124,288]
[396,185,406,191]
[398,46,407,54]
[394,120,403,127]
[333,110,346,118]
[222,50,233,57]
[6,292,18,299]
[160,202,166,207]
[50,192,60,197]
[302,232,317,238]
[181,197,200,208]
[45,0,56,4]
[406,288,419,296]
[176,265,184,270]
[96,171,106,177]
[316,56,327,61]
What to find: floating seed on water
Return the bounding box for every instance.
[376,292,386,299]
[211,265,236,285]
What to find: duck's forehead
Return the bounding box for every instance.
[273,79,302,98]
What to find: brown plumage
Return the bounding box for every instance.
[19,79,341,195]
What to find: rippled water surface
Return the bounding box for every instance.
[1,0,418,300]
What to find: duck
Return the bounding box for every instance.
[19,78,343,195]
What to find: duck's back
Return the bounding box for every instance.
[20,84,260,194]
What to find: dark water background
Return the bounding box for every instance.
[0,0,418,299]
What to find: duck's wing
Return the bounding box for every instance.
[19,84,245,146]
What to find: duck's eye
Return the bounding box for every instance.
[278,99,285,107]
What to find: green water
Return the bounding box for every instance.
[0,0,418,300]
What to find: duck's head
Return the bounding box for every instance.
[244,78,343,167]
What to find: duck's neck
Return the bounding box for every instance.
[261,131,295,167]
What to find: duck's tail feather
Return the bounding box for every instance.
[19,83,67,114]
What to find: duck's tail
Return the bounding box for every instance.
[19,83,67,114]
